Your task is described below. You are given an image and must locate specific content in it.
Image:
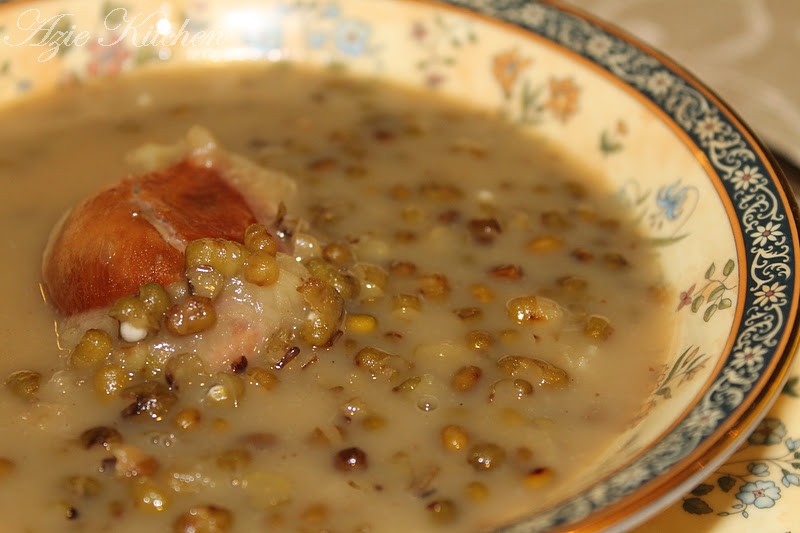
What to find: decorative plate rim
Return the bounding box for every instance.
[421,0,800,530]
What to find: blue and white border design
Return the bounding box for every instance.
[441,0,797,530]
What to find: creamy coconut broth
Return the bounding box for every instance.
[0,65,673,532]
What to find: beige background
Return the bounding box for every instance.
[564,0,800,165]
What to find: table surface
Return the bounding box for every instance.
[562,1,800,531]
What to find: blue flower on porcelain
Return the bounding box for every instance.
[781,472,800,488]
[747,462,769,476]
[308,31,327,49]
[655,181,689,221]
[786,438,800,452]
[736,480,781,509]
[322,3,341,18]
[334,19,372,56]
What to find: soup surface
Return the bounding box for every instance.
[0,64,672,532]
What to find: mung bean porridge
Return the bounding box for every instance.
[0,64,674,532]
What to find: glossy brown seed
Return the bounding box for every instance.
[79,426,123,450]
[393,293,421,315]
[94,364,128,398]
[227,356,248,374]
[488,264,523,281]
[138,283,170,323]
[273,346,300,370]
[165,296,217,336]
[334,447,368,472]
[206,373,245,408]
[468,443,507,472]
[174,408,202,431]
[496,356,569,388]
[244,223,278,255]
[108,296,149,330]
[585,315,614,340]
[184,238,247,278]
[121,382,178,421]
[113,444,159,478]
[488,378,535,402]
[165,353,207,389]
[354,347,402,379]
[133,479,171,512]
[186,265,225,300]
[322,243,354,265]
[467,218,501,244]
[454,307,483,321]
[392,376,421,393]
[469,283,494,303]
[246,367,279,390]
[440,425,469,452]
[417,273,450,300]
[4,370,41,401]
[305,257,358,300]
[70,329,113,368]
[451,365,483,392]
[506,295,563,323]
[243,251,281,287]
[345,313,378,334]
[465,330,492,351]
[297,278,345,347]
[62,505,79,520]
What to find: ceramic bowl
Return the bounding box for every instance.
[0,0,797,530]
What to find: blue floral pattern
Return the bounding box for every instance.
[299,2,380,66]
[617,178,699,245]
[673,406,800,522]
[736,480,780,510]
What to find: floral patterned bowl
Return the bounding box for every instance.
[0,0,797,531]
